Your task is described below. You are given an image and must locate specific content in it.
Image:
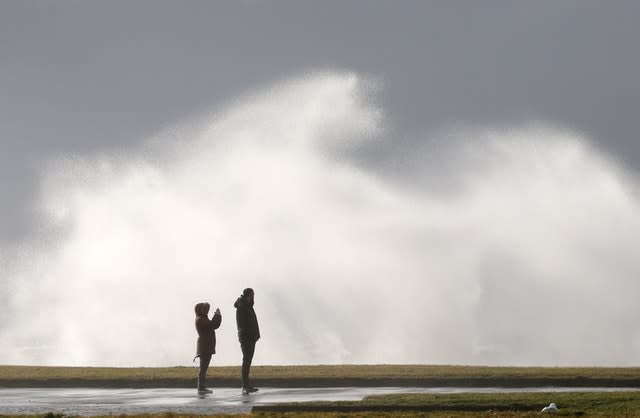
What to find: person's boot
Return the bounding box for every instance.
[197,377,213,394]
[242,386,259,394]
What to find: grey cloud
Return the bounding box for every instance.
[2,1,640,240]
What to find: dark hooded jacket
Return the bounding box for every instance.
[234,295,260,344]
[195,302,222,355]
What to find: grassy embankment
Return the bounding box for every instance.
[2,364,640,388]
[254,391,640,416]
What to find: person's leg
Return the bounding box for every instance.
[198,353,212,391]
[240,340,256,390]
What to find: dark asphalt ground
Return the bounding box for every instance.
[1,386,639,415]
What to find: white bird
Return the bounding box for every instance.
[540,402,558,413]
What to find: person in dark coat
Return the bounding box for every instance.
[194,302,221,395]
[234,288,260,394]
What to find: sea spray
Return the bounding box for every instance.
[1,72,640,367]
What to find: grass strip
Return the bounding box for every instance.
[253,391,640,416]
[2,364,640,388]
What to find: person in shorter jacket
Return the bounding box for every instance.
[234,288,260,394]
[194,302,222,395]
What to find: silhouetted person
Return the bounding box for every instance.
[194,302,222,395]
[234,288,260,394]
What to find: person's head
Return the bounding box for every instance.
[194,302,210,316]
[243,288,254,303]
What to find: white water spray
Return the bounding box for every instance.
[2,72,640,366]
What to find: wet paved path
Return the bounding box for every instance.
[1,386,638,415]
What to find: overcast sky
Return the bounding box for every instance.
[2,1,640,243]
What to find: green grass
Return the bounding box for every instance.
[2,364,640,381]
[255,391,640,416]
